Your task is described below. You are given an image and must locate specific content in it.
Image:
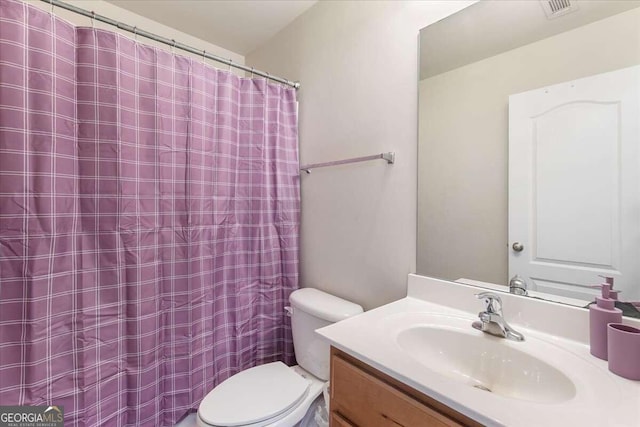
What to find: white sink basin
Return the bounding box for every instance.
[317,293,636,427]
[397,325,576,403]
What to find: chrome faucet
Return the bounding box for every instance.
[472,292,525,341]
[509,274,528,296]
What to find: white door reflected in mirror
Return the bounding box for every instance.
[508,65,640,301]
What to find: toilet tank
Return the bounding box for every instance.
[289,288,363,381]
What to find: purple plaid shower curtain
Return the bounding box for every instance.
[0,1,300,425]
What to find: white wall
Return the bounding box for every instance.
[247,1,474,310]
[27,0,245,69]
[417,8,640,286]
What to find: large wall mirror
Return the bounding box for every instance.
[417,0,640,317]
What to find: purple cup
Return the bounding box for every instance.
[607,323,640,380]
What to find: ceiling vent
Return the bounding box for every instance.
[540,0,579,19]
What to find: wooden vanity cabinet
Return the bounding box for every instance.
[329,347,483,427]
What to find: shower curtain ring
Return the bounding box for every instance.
[250,67,254,78]
[266,72,270,83]
[228,59,232,72]
[50,1,54,14]
[90,11,95,28]
[133,26,138,41]
[171,39,176,53]
[202,50,206,63]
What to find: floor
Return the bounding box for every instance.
[175,413,197,427]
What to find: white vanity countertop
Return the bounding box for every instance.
[316,279,640,427]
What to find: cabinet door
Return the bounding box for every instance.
[331,412,356,427]
[331,355,463,427]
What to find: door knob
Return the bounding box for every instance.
[512,242,524,252]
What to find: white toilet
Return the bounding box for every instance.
[196,288,363,427]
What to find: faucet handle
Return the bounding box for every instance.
[475,292,503,315]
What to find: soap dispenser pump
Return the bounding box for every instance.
[590,277,622,360]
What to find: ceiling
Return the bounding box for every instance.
[420,0,640,80]
[106,0,317,55]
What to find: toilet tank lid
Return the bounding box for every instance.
[289,288,363,322]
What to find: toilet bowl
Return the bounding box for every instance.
[196,364,324,427]
[196,288,363,427]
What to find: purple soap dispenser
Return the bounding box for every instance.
[589,277,622,360]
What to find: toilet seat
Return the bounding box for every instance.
[198,362,311,427]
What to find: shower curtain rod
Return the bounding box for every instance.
[40,0,301,89]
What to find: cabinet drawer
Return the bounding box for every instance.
[331,354,463,427]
